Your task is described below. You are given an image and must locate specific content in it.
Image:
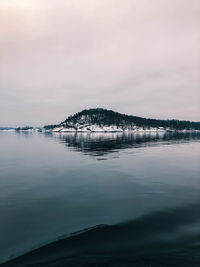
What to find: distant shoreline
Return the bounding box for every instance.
[1,128,200,133]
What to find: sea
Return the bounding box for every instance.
[0,131,200,266]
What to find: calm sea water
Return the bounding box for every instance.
[0,131,200,266]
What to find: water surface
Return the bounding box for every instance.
[0,131,200,266]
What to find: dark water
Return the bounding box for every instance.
[0,131,200,266]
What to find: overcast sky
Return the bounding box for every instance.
[0,0,199,126]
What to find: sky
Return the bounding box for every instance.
[0,0,199,126]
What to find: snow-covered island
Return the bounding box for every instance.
[44,108,200,133]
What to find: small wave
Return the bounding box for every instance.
[2,204,200,266]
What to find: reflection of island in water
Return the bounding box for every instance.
[49,132,200,157]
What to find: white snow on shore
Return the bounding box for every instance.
[51,125,168,133]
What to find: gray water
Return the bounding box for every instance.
[0,131,200,265]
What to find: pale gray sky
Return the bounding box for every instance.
[0,0,199,126]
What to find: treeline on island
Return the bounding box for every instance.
[44,108,200,130]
